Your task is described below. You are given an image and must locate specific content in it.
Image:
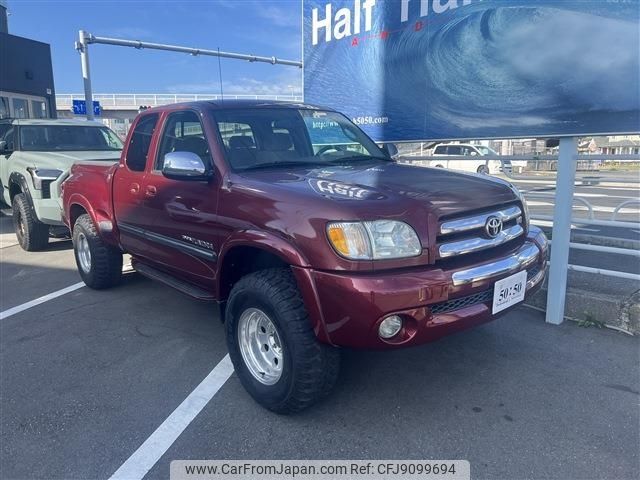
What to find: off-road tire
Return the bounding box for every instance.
[12,193,49,251]
[225,268,340,414]
[73,214,122,289]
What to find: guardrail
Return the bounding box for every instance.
[56,93,303,109]
[398,154,640,281]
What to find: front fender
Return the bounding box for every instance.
[216,231,333,344]
[9,171,34,205]
[217,230,311,269]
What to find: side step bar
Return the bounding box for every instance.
[132,260,216,301]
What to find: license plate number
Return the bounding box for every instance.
[492,270,527,314]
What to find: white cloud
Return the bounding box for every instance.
[106,27,155,40]
[167,71,302,96]
[258,3,301,28]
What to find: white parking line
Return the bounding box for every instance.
[0,282,85,320]
[109,354,235,480]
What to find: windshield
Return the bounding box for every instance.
[213,108,387,171]
[19,125,123,152]
[476,146,499,156]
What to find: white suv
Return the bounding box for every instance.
[429,144,510,175]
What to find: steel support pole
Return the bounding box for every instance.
[78,30,94,121]
[545,137,578,324]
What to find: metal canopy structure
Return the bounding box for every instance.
[75,30,303,121]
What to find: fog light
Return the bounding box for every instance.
[379,315,403,339]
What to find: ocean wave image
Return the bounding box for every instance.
[304,0,640,141]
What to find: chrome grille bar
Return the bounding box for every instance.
[440,206,522,235]
[439,224,524,258]
[451,243,539,286]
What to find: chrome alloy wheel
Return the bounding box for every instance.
[77,232,92,273]
[237,308,283,385]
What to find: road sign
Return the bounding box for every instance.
[72,100,101,116]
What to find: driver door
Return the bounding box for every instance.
[143,109,220,287]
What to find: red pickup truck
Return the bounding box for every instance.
[62,101,548,413]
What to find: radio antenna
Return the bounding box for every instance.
[217,47,224,103]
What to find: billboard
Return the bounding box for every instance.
[303,0,640,142]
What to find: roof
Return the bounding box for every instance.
[433,143,479,147]
[141,99,331,112]
[0,118,106,127]
[591,137,640,148]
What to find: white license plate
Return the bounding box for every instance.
[492,270,527,314]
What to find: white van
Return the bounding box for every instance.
[429,144,510,175]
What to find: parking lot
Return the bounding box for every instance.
[1,212,639,480]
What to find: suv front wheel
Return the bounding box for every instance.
[12,193,49,251]
[225,268,340,414]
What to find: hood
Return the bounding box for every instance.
[239,160,518,219]
[18,150,122,172]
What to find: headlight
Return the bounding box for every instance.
[27,168,63,189]
[327,220,422,260]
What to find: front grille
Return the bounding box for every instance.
[41,180,52,199]
[430,289,494,314]
[429,265,542,315]
[437,204,524,261]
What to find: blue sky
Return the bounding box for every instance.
[6,0,302,95]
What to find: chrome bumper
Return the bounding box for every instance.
[451,241,541,286]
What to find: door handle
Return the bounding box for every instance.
[129,183,140,194]
[145,185,157,197]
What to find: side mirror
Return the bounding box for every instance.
[0,140,8,153]
[381,143,399,159]
[162,151,212,181]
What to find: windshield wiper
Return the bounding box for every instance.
[326,154,393,164]
[241,160,326,171]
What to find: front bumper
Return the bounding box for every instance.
[300,226,548,349]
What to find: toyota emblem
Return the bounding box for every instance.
[485,216,503,238]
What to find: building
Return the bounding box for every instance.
[580,135,640,156]
[55,93,303,138]
[0,0,56,119]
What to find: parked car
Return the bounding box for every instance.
[62,101,548,413]
[429,143,510,174]
[0,119,123,250]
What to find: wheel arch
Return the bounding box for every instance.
[217,233,308,302]
[8,172,31,204]
[216,233,331,344]
[65,194,116,245]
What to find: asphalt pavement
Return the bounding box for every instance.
[1,216,639,480]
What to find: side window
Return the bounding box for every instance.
[447,146,462,155]
[12,98,28,119]
[434,145,446,154]
[156,110,211,170]
[126,113,159,172]
[31,100,49,119]
[0,97,10,119]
